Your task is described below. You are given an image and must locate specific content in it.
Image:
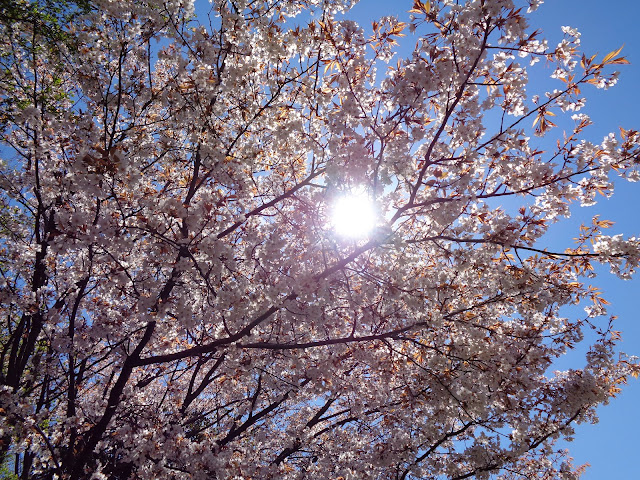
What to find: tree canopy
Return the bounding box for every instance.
[1,0,639,478]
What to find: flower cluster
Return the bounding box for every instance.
[0,0,638,479]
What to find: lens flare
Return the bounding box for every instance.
[331,190,377,238]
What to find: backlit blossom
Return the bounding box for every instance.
[0,1,638,479]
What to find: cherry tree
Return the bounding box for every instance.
[1,0,639,478]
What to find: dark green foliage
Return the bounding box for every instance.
[0,0,92,136]
[0,0,91,47]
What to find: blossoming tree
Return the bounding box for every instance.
[1,0,639,478]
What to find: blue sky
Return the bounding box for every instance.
[188,0,639,476]
[531,1,640,478]
[342,0,640,476]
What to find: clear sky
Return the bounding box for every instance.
[342,1,640,477]
[530,2,640,478]
[188,0,640,476]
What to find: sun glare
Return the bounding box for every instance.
[331,190,377,238]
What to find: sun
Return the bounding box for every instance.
[331,189,377,238]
